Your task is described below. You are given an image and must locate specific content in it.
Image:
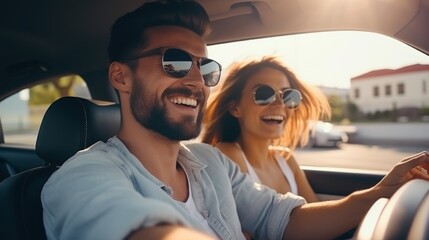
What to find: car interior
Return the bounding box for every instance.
[0,97,120,239]
[1,0,429,239]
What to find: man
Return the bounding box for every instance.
[42,1,429,240]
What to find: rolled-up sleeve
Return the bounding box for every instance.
[215,147,306,240]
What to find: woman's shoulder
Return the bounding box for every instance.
[215,142,238,152]
[272,147,302,173]
[183,142,240,162]
[215,142,248,172]
[215,142,241,159]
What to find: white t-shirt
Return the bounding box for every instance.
[177,163,220,239]
[235,143,298,195]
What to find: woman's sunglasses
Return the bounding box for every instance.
[119,47,222,87]
[253,85,302,109]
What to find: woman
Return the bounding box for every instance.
[202,56,331,202]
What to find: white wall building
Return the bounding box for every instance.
[350,64,429,113]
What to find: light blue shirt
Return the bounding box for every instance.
[42,137,305,240]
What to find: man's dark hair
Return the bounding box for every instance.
[108,0,211,63]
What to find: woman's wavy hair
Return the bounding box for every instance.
[201,56,331,153]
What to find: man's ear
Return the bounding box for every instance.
[109,62,131,93]
[229,102,241,118]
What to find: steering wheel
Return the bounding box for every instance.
[354,179,429,239]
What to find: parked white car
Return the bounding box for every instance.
[306,121,348,148]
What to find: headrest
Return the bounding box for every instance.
[35,97,120,166]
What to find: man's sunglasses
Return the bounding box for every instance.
[253,85,302,109]
[119,47,222,87]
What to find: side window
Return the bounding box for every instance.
[0,75,90,146]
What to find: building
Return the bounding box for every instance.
[350,64,429,114]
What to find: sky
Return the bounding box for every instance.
[208,31,429,89]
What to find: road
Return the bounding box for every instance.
[294,143,428,172]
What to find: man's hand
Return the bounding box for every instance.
[127,225,217,240]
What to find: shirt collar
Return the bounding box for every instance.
[178,142,207,171]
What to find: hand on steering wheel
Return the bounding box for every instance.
[374,151,429,198]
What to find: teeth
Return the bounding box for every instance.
[170,97,197,107]
[262,115,284,121]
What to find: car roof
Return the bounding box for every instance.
[1,0,429,100]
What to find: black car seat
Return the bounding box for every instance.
[0,96,120,240]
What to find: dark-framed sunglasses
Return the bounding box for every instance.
[119,47,222,87]
[253,85,302,109]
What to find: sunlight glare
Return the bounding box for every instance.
[208,31,429,89]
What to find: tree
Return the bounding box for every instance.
[29,75,79,105]
[328,95,346,123]
[52,75,77,97]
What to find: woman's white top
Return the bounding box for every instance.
[235,143,298,195]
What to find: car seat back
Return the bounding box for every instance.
[0,96,120,240]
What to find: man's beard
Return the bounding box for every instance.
[130,78,204,141]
